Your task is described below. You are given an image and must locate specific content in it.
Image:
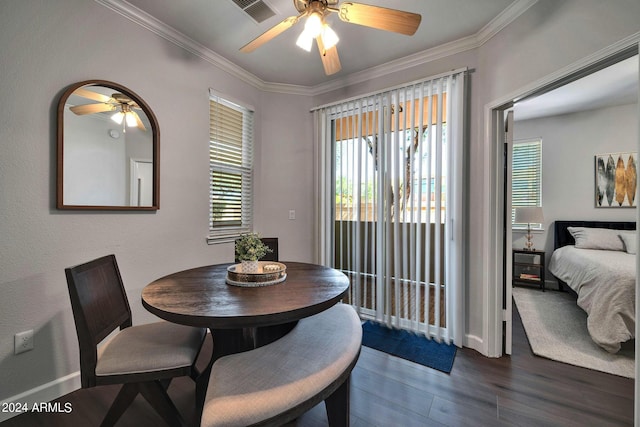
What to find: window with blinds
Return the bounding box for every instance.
[512,139,542,227]
[209,93,254,242]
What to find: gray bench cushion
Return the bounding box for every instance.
[202,303,361,427]
[96,322,205,376]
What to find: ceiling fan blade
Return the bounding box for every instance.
[132,111,147,131]
[73,88,112,103]
[69,103,116,115]
[316,36,341,76]
[240,15,302,53]
[338,2,421,36]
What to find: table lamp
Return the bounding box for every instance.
[515,206,544,251]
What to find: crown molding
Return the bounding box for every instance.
[307,0,538,95]
[475,0,538,45]
[95,0,538,96]
[308,33,480,95]
[94,0,270,89]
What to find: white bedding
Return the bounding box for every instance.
[549,245,635,353]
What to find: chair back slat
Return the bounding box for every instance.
[66,255,132,362]
[260,238,279,262]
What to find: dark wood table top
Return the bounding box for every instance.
[141,261,350,329]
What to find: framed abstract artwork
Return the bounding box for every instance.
[595,152,637,208]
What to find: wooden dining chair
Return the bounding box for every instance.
[65,254,206,427]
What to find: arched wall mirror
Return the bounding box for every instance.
[57,80,159,210]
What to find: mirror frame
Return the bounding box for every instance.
[57,80,160,210]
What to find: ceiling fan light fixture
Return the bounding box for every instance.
[296,30,314,52]
[125,112,137,128]
[304,12,323,38]
[321,24,339,49]
[111,111,124,125]
[239,0,421,76]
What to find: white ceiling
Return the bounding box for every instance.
[109,0,518,87]
[514,55,639,121]
[99,0,637,116]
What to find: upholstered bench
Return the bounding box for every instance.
[200,303,362,427]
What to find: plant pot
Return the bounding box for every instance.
[241,260,259,273]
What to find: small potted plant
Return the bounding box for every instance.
[235,232,272,273]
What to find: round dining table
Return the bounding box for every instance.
[141,261,350,413]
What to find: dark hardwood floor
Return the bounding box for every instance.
[2,305,633,426]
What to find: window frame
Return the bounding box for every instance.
[511,138,543,230]
[207,90,254,244]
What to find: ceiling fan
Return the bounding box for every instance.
[70,88,146,131]
[240,0,422,76]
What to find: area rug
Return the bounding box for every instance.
[512,287,634,378]
[361,321,456,373]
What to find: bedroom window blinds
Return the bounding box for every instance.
[313,69,466,346]
[512,139,542,227]
[208,92,254,243]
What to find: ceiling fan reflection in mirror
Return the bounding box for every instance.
[70,88,146,132]
[240,0,422,76]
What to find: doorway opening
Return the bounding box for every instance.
[486,41,639,359]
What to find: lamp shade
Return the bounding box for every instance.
[515,206,544,224]
[321,24,339,49]
[111,111,124,125]
[304,12,323,38]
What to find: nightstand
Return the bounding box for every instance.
[513,249,546,291]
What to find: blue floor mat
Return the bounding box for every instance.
[362,321,457,374]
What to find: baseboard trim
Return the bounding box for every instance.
[464,334,485,355]
[0,372,81,422]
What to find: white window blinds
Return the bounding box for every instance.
[208,93,254,242]
[512,139,542,225]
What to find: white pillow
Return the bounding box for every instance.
[567,227,626,251]
[618,232,637,255]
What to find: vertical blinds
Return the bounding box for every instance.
[209,95,253,240]
[512,139,542,221]
[317,69,466,346]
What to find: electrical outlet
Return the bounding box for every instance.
[288,209,296,220]
[15,330,34,355]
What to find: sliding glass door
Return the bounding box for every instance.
[314,70,466,344]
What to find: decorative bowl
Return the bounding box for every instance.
[226,261,287,287]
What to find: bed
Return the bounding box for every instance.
[549,220,636,353]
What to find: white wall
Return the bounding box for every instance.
[513,103,638,283]
[0,0,313,403]
[254,91,316,261]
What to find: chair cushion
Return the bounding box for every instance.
[202,304,361,427]
[96,322,205,376]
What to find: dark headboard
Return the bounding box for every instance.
[554,220,636,249]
